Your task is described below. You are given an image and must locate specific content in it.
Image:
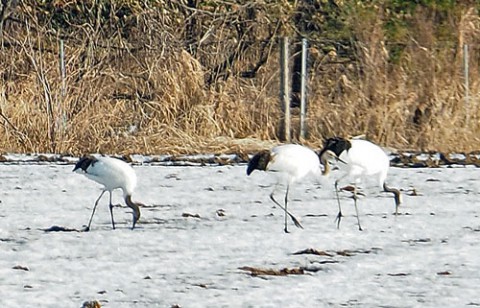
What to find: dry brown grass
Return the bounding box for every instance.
[0,2,479,156]
[307,4,480,153]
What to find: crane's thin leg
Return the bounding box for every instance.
[85,190,106,231]
[334,180,343,229]
[284,184,290,233]
[269,189,303,231]
[108,191,116,230]
[352,184,363,231]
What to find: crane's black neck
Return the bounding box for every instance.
[125,194,141,228]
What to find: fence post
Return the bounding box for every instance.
[463,44,469,126]
[59,39,66,98]
[280,37,291,142]
[300,38,308,139]
[58,38,67,134]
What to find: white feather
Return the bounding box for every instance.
[268,144,321,183]
[80,156,137,198]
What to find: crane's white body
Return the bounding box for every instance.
[267,144,321,184]
[335,139,389,188]
[247,144,321,232]
[73,155,141,230]
[77,156,137,198]
[319,137,401,230]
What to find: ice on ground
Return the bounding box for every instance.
[0,162,479,307]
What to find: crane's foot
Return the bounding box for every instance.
[335,211,343,229]
[292,218,304,229]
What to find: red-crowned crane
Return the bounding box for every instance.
[247,144,322,233]
[73,155,143,231]
[319,137,402,231]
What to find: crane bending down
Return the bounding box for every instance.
[247,144,322,233]
[319,137,402,230]
[73,155,143,231]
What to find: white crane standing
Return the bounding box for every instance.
[247,144,322,233]
[319,137,402,230]
[73,155,143,231]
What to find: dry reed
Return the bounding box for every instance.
[0,2,479,156]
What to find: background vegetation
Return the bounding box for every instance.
[0,0,479,155]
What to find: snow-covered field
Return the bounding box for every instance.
[0,158,479,307]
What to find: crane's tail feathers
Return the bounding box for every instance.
[247,150,271,175]
[73,155,97,172]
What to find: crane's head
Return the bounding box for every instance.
[318,137,350,175]
[319,149,337,165]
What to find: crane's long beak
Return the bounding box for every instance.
[335,156,347,164]
[320,150,346,165]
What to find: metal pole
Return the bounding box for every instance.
[463,44,469,126]
[59,38,66,133]
[59,39,66,98]
[280,37,291,142]
[300,38,308,139]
